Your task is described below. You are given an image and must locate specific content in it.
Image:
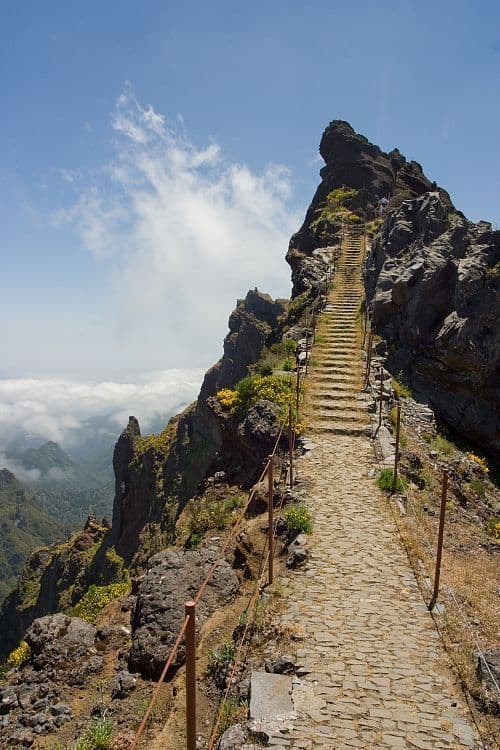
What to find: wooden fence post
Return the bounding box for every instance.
[391,400,401,493]
[268,456,274,585]
[378,366,383,430]
[429,469,449,610]
[288,405,294,488]
[185,601,197,750]
[365,328,373,387]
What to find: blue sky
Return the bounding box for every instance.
[1,0,500,383]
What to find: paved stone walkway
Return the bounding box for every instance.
[266,230,482,749]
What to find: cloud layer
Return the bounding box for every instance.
[0,368,204,455]
[57,84,299,371]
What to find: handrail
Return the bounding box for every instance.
[129,422,286,749]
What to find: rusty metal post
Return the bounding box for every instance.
[391,400,401,494]
[305,329,309,376]
[430,469,449,610]
[378,366,383,430]
[288,405,294,488]
[295,366,300,415]
[268,456,274,585]
[365,328,373,387]
[185,600,197,750]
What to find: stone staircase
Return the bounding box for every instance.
[308,227,370,436]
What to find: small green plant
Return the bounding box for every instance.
[282,504,313,534]
[218,697,248,734]
[469,479,486,497]
[185,531,202,549]
[223,494,245,512]
[310,187,360,236]
[82,717,113,749]
[208,640,236,671]
[376,468,407,493]
[392,373,412,399]
[187,491,244,543]
[430,435,455,457]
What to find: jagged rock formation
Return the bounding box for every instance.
[365,192,500,456]
[287,120,452,294]
[200,289,286,399]
[110,290,287,568]
[0,515,112,659]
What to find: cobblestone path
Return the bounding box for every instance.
[269,230,481,749]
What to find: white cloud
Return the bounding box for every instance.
[0,454,41,483]
[0,369,204,454]
[57,84,299,370]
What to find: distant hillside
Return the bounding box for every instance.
[0,469,64,603]
[5,440,114,527]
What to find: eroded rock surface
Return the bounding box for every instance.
[128,548,239,679]
[365,191,500,455]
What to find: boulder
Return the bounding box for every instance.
[25,614,96,670]
[217,723,247,750]
[239,400,281,454]
[111,670,137,699]
[128,548,239,679]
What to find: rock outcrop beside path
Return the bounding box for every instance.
[365,191,500,456]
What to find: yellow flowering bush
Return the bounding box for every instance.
[6,640,31,669]
[217,375,296,424]
[217,388,241,412]
[466,452,489,474]
[487,518,500,543]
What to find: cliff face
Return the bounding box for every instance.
[365,192,500,456]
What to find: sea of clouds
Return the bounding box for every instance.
[0,368,204,481]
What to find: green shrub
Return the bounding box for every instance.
[185,531,202,549]
[253,360,273,376]
[430,435,454,457]
[69,582,130,624]
[392,374,412,399]
[282,504,313,534]
[80,717,113,749]
[224,494,245,512]
[376,468,407,493]
[469,479,486,497]
[208,640,236,671]
[311,187,359,233]
[187,491,245,545]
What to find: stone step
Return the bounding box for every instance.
[311,401,368,413]
[309,422,370,436]
[308,385,360,395]
[313,412,367,425]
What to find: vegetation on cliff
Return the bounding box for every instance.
[0,469,64,604]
